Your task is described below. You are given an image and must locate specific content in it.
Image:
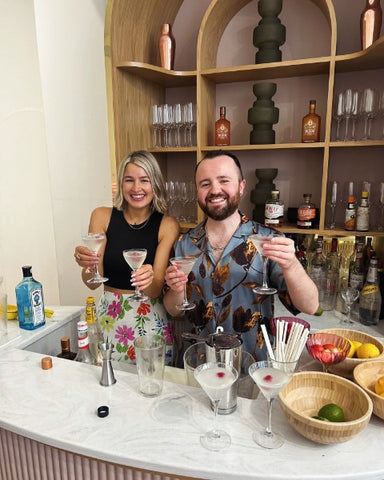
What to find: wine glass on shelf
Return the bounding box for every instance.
[343,89,353,141]
[340,287,359,324]
[378,181,384,231]
[248,357,297,449]
[151,104,161,148]
[123,248,148,302]
[174,103,183,147]
[170,256,196,310]
[361,88,378,140]
[183,102,196,147]
[333,92,344,141]
[327,180,339,229]
[249,234,277,295]
[350,90,360,140]
[81,233,108,284]
[194,362,238,451]
[162,104,173,147]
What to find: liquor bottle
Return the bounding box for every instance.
[297,193,316,229]
[378,258,384,320]
[85,296,103,366]
[15,266,45,330]
[363,237,375,275]
[322,238,340,311]
[264,190,284,227]
[309,236,325,306]
[74,319,97,365]
[349,239,365,292]
[359,258,382,325]
[344,195,356,231]
[361,0,382,50]
[215,106,230,146]
[356,191,370,232]
[301,100,321,142]
[57,337,77,360]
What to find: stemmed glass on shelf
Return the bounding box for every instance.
[194,362,238,451]
[81,233,108,284]
[327,180,339,229]
[378,182,384,231]
[249,234,277,295]
[170,256,196,310]
[350,90,360,140]
[248,356,297,449]
[333,92,344,141]
[343,89,353,141]
[151,104,162,148]
[183,102,196,147]
[361,88,378,140]
[123,248,148,302]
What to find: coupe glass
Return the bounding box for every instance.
[81,233,108,284]
[249,357,297,449]
[306,332,350,373]
[170,256,196,310]
[194,362,238,451]
[249,234,277,295]
[123,248,148,302]
[340,287,359,324]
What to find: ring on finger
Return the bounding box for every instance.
[76,253,81,261]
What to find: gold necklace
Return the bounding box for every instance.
[126,215,151,230]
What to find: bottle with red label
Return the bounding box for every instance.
[264,190,284,227]
[297,193,316,229]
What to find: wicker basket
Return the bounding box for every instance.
[316,328,384,379]
[353,360,384,420]
[279,371,372,444]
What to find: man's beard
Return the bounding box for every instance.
[198,192,240,221]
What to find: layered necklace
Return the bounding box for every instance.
[126,213,151,230]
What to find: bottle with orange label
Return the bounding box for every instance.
[345,195,356,231]
[215,106,230,146]
[297,193,316,229]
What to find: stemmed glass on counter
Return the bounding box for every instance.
[340,287,359,325]
[194,362,238,451]
[123,248,148,302]
[249,234,277,295]
[249,357,297,449]
[170,256,196,310]
[81,233,108,284]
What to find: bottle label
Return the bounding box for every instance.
[78,337,90,349]
[361,285,379,295]
[350,273,364,290]
[297,207,315,226]
[29,288,45,326]
[345,208,356,230]
[265,204,284,219]
[356,206,369,231]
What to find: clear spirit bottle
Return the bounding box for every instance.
[356,191,370,232]
[15,266,45,330]
[264,190,284,227]
[74,320,97,365]
[359,258,382,325]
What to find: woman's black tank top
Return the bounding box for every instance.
[103,208,163,290]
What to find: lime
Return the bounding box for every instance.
[312,415,330,422]
[356,343,380,359]
[318,403,345,422]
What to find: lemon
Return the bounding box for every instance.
[345,338,356,358]
[356,343,380,359]
[318,403,345,422]
[351,340,362,352]
[374,376,384,395]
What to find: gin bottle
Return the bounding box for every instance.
[15,266,45,330]
[265,190,284,227]
[359,258,382,325]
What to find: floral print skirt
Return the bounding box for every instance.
[97,291,174,366]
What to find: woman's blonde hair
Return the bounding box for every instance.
[114,150,168,214]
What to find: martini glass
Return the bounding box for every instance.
[81,233,108,284]
[340,287,359,324]
[123,248,148,302]
[170,256,196,310]
[249,234,277,295]
[194,362,238,451]
[248,358,296,449]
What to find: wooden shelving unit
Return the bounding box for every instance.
[105,0,384,246]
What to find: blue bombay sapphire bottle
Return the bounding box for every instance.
[15,266,45,330]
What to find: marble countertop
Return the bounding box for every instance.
[1,305,384,480]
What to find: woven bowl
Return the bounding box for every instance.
[353,360,384,420]
[317,328,384,379]
[279,371,372,444]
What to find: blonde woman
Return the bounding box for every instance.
[74,151,179,364]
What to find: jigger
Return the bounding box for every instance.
[99,342,116,386]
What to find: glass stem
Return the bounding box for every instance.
[183,284,188,305]
[262,257,269,288]
[346,304,351,323]
[212,400,220,436]
[336,119,341,140]
[266,398,273,436]
[330,205,336,228]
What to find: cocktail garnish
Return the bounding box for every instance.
[217,372,225,378]
[264,374,273,382]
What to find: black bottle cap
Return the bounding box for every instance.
[22,266,32,277]
[97,405,109,418]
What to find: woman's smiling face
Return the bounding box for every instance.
[122,162,154,209]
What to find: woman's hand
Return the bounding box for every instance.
[74,246,99,270]
[165,264,188,293]
[132,264,154,291]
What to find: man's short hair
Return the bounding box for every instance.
[195,150,244,181]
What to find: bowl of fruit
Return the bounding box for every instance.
[353,360,384,420]
[279,371,373,444]
[306,332,350,373]
[316,328,384,379]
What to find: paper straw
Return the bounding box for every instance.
[261,324,275,360]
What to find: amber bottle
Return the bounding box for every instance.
[215,106,231,146]
[301,100,321,143]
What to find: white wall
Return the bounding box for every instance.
[0,0,111,307]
